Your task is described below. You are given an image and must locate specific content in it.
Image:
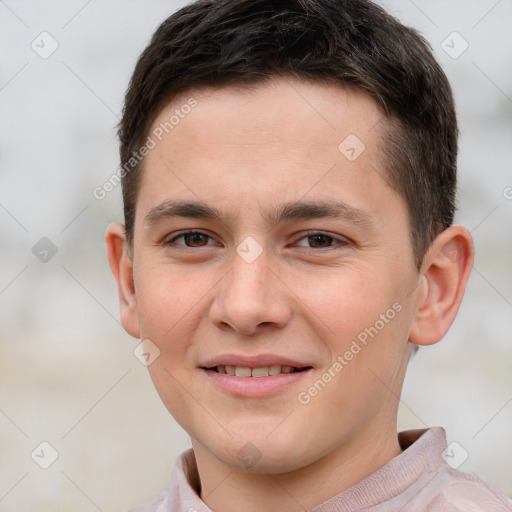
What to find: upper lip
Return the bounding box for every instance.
[201,354,313,369]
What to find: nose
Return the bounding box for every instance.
[209,246,293,336]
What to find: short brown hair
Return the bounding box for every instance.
[118,0,457,268]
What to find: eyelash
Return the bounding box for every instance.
[163,230,349,252]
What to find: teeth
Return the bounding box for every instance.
[268,365,281,375]
[251,367,269,377]
[234,366,252,377]
[213,365,300,377]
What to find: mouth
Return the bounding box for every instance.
[201,365,313,397]
[203,365,312,376]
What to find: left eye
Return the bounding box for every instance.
[295,233,347,249]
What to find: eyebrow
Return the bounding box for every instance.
[144,199,378,229]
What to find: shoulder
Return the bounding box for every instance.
[405,465,512,511]
[437,467,512,510]
[126,491,168,512]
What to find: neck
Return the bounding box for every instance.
[192,419,402,512]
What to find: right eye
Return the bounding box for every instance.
[163,230,215,248]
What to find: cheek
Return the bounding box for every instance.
[134,265,208,428]
[295,264,396,338]
[135,262,207,341]
[295,266,410,389]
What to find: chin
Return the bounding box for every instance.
[209,429,317,474]
[222,448,310,475]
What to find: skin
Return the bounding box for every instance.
[106,78,473,512]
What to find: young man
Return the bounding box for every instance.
[106,0,512,510]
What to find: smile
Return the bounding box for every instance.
[201,366,313,397]
[207,365,309,376]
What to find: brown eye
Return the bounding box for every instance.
[294,231,349,251]
[183,232,209,247]
[165,231,214,248]
[307,234,334,248]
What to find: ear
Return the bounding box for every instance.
[105,222,140,338]
[409,225,474,346]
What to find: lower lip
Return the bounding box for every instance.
[201,368,312,397]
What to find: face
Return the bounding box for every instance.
[123,79,425,473]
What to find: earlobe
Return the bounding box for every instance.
[105,222,140,338]
[409,226,474,346]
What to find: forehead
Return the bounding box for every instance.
[149,79,383,153]
[143,79,385,181]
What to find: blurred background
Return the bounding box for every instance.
[0,1,511,510]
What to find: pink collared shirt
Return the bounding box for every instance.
[128,427,512,511]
